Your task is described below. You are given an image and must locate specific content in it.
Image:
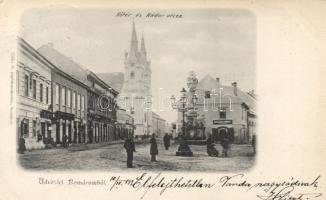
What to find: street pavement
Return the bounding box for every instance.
[18,139,255,172]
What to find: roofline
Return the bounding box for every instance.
[19,37,120,95]
[18,37,90,90]
[52,67,89,89]
[87,70,119,95]
[18,37,54,70]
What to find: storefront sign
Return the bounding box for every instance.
[54,111,75,120]
[40,110,53,119]
[213,120,232,125]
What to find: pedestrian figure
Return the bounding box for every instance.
[221,137,230,157]
[18,137,26,154]
[124,135,135,168]
[206,135,219,157]
[163,133,170,150]
[37,133,42,142]
[252,134,256,154]
[62,134,67,148]
[150,134,158,162]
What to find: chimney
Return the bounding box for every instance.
[216,77,220,83]
[232,82,238,96]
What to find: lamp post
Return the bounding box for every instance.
[170,88,194,156]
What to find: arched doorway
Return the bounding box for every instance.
[212,126,234,143]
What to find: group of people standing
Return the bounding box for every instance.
[206,134,257,157]
[206,134,231,157]
[123,133,256,168]
[123,133,171,168]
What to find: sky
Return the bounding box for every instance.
[20,8,256,122]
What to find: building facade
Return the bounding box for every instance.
[119,21,153,136]
[38,44,89,146]
[51,69,88,145]
[116,108,134,139]
[16,38,53,150]
[86,71,119,143]
[152,112,166,138]
[177,74,257,144]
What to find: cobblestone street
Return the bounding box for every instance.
[19,139,255,172]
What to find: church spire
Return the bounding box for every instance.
[140,34,147,61]
[140,34,146,54]
[129,19,138,60]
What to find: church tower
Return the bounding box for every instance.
[120,21,152,136]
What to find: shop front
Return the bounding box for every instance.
[87,112,115,143]
[52,111,75,145]
[211,120,235,143]
[40,109,53,144]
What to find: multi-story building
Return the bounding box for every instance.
[16,38,53,150]
[116,108,134,139]
[38,44,88,145]
[38,44,120,144]
[97,73,135,140]
[177,74,257,144]
[86,71,119,143]
[152,112,166,138]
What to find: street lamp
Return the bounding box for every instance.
[170,88,193,157]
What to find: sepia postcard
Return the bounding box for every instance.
[0,0,325,200]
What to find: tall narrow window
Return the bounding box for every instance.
[32,120,36,137]
[67,89,71,107]
[55,84,60,105]
[72,92,76,109]
[40,83,43,102]
[46,87,49,104]
[81,95,85,111]
[61,87,66,106]
[244,109,247,121]
[24,75,29,96]
[21,119,29,136]
[77,94,81,110]
[33,80,36,99]
[17,71,19,93]
[219,108,226,119]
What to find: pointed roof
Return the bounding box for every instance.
[140,34,146,53]
[129,20,138,58]
[196,74,219,91]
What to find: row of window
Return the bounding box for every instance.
[23,74,85,112]
[24,75,50,104]
[249,121,256,126]
[55,84,85,111]
[129,71,150,79]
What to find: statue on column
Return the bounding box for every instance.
[186,71,199,140]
